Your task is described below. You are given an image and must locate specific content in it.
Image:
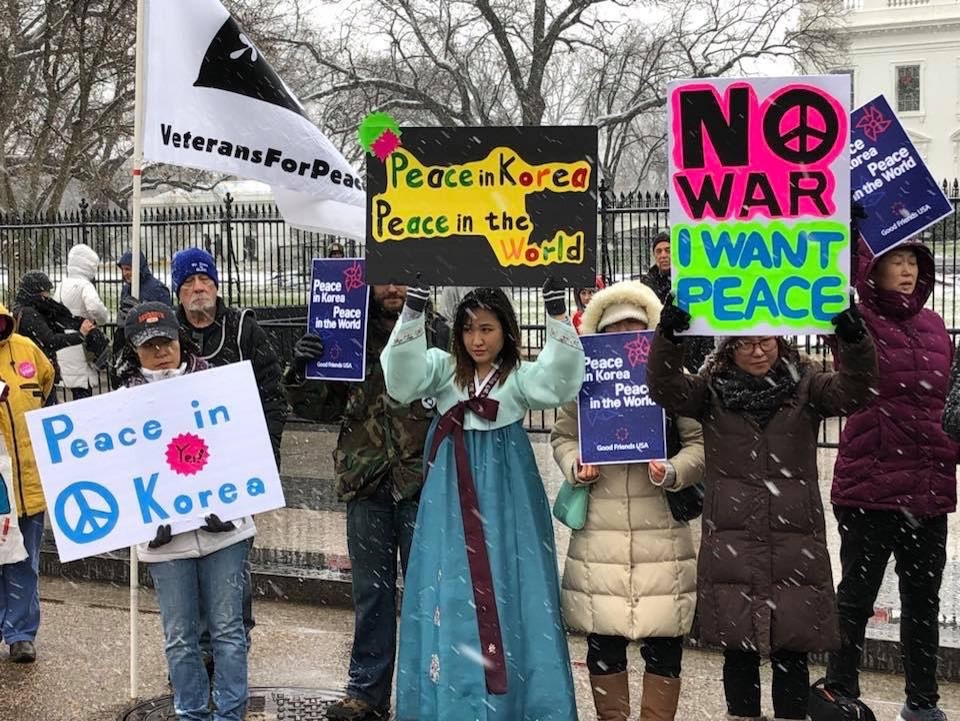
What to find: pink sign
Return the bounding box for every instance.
[670,81,847,223]
[666,75,852,337]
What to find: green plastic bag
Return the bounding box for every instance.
[552,481,590,530]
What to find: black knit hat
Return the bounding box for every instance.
[16,271,53,304]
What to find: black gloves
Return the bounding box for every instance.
[542,277,567,317]
[200,514,236,533]
[145,515,235,547]
[118,295,139,326]
[405,284,430,314]
[659,293,692,343]
[293,333,324,372]
[831,302,868,344]
[147,524,172,549]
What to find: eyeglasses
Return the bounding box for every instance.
[733,337,777,354]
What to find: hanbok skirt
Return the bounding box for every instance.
[396,420,578,720]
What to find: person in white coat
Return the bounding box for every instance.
[53,243,108,400]
[551,280,705,721]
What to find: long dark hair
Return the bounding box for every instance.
[115,329,200,385]
[452,288,521,390]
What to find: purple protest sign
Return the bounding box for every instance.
[306,258,369,382]
[577,331,667,465]
[851,95,952,256]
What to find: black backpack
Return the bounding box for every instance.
[809,678,877,721]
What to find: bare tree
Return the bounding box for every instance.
[293,0,847,192]
[0,0,314,214]
[277,0,621,127]
[0,0,849,212]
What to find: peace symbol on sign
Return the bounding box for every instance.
[54,481,119,545]
[764,88,840,165]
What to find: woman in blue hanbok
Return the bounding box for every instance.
[380,282,584,721]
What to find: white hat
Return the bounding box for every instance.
[597,302,649,332]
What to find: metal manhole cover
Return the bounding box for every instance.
[120,687,346,720]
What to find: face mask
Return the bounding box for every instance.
[140,363,187,383]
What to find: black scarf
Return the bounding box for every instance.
[713,360,799,427]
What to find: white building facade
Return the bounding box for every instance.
[837,0,960,188]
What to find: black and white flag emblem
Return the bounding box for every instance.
[194,18,304,117]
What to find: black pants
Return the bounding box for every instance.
[586,633,683,678]
[826,507,947,710]
[724,649,808,719]
[344,481,418,709]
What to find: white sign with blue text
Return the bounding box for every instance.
[25,362,285,563]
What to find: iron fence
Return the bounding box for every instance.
[2,185,959,438]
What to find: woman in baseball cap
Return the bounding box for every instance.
[117,301,255,721]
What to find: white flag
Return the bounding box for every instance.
[143,0,364,238]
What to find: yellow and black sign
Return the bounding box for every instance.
[365,126,598,286]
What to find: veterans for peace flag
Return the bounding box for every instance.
[142,0,363,238]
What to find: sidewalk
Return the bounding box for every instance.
[3,578,960,721]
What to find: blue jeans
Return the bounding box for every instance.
[346,482,418,709]
[199,537,255,661]
[149,541,249,721]
[0,513,44,644]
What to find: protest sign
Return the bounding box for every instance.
[25,363,284,563]
[851,95,952,256]
[142,0,364,237]
[306,258,369,382]
[577,332,667,465]
[365,126,598,286]
[667,76,851,335]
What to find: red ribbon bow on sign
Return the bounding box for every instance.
[426,381,507,695]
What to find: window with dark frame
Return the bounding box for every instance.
[896,64,921,113]
[830,68,855,109]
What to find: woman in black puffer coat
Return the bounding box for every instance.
[12,271,91,396]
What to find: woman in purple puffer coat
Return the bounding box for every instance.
[825,240,958,721]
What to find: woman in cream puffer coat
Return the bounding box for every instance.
[551,280,705,721]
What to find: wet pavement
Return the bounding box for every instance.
[16,424,960,719]
[4,576,960,721]
[274,426,960,645]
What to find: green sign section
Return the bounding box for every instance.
[671,220,848,332]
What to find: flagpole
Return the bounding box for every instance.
[129,0,146,703]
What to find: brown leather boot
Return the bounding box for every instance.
[590,671,630,720]
[639,672,682,721]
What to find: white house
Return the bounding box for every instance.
[836,0,960,188]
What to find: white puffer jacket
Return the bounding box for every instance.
[54,244,108,389]
[551,281,705,640]
[137,516,256,564]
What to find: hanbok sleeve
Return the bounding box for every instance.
[514,316,584,411]
[380,312,454,403]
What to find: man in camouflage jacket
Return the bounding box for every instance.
[283,284,447,721]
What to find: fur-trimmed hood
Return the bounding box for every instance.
[579,280,663,335]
